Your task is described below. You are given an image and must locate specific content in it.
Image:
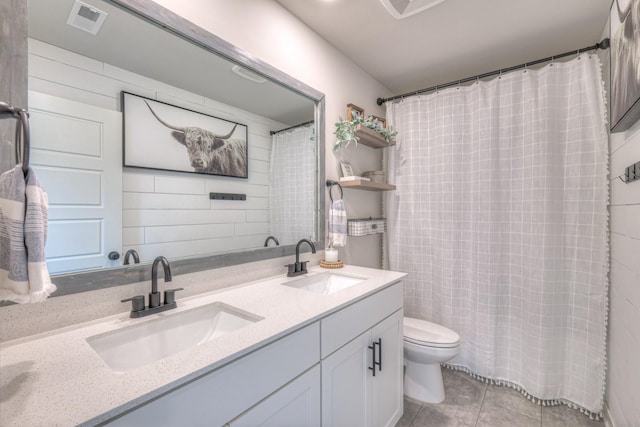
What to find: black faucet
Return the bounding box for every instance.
[123,249,140,265]
[286,239,316,277]
[121,256,183,318]
[150,256,172,308]
[264,235,280,247]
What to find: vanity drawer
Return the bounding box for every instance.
[320,281,403,359]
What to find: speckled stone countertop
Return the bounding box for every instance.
[0,265,406,426]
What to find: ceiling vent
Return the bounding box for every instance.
[231,65,267,84]
[66,1,108,35]
[380,0,447,19]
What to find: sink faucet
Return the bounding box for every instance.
[264,235,280,247]
[121,255,183,318]
[286,239,316,277]
[123,249,140,265]
[150,256,172,308]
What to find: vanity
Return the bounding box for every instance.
[0,265,406,426]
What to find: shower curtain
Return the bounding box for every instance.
[385,54,608,416]
[269,124,316,244]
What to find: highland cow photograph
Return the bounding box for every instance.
[123,92,248,178]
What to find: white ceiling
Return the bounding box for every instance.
[276,0,612,96]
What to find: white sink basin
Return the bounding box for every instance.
[87,302,263,373]
[283,272,367,295]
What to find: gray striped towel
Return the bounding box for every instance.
[0,165,56,303]
[328,199,347,247]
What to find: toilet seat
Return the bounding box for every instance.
[403,317,460,348]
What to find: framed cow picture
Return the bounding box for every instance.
[122,92,248,178]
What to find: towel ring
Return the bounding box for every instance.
[326,180,343,202]
[0,101,30,174]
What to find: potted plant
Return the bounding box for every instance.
[333,114,397,151]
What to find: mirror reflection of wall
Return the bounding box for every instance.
[26,0,320,276]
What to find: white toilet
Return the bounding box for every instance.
[403,316,461,403]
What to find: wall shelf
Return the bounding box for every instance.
[355,125,395,149]
[339,179,396,191]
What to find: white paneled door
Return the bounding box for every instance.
[28,91,122,274]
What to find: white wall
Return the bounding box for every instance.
[28,38,287,264]
[152,0,394,267]
[599,12,640,426]
[607,119,640,427]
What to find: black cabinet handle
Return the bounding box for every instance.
[376,338,382,372]
[368,343,377,376]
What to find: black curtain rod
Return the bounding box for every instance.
[270,120,314,135]
[376,38,610,106]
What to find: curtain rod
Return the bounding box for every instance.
[376,38,610,106]
[270,120,314,135]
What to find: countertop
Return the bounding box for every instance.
[0,265,406,426]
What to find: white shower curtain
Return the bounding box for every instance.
[269,124,316,245]
[385,55,608,416]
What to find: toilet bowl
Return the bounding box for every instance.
[403,317,460,403]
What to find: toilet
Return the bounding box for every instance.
[403,317,461,403]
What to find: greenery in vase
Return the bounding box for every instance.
[333,115,397,151]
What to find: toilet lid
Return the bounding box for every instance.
[403,317,460,347]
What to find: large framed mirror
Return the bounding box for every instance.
[23,0,325,295]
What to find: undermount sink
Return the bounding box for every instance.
[283,272,367,295]
[87,302,263,373]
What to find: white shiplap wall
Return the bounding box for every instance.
[28,39,286,263]
[607,117,640,427]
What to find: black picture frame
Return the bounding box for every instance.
[610,0,640,132]
[122,92,248,178]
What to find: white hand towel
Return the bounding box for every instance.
[329,199,347,247]
[0,165,56,303]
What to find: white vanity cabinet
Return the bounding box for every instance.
[105,323,320,427]
[320,282,404,427]
[103,281,403,427]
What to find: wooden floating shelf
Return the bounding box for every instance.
[339,179,396,191]
[355,125,395,149]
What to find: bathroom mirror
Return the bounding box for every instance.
[24,0,325,294]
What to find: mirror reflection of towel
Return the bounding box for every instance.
[329,199,347,247]
[0,165,56,303]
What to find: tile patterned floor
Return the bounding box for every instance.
[396,369,604,427]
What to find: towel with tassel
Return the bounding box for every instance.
[0,165,56,303]
[328,198,348,247]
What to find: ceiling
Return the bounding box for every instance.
[276,0,612,96]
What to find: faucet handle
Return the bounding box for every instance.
[299,261,308,273]
[121,295,145,313]
[164,288,184,305]
[285,264,296,276]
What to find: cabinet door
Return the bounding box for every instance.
[321,331,372,427]
[371,310,404,427]
[228,365,320,427]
